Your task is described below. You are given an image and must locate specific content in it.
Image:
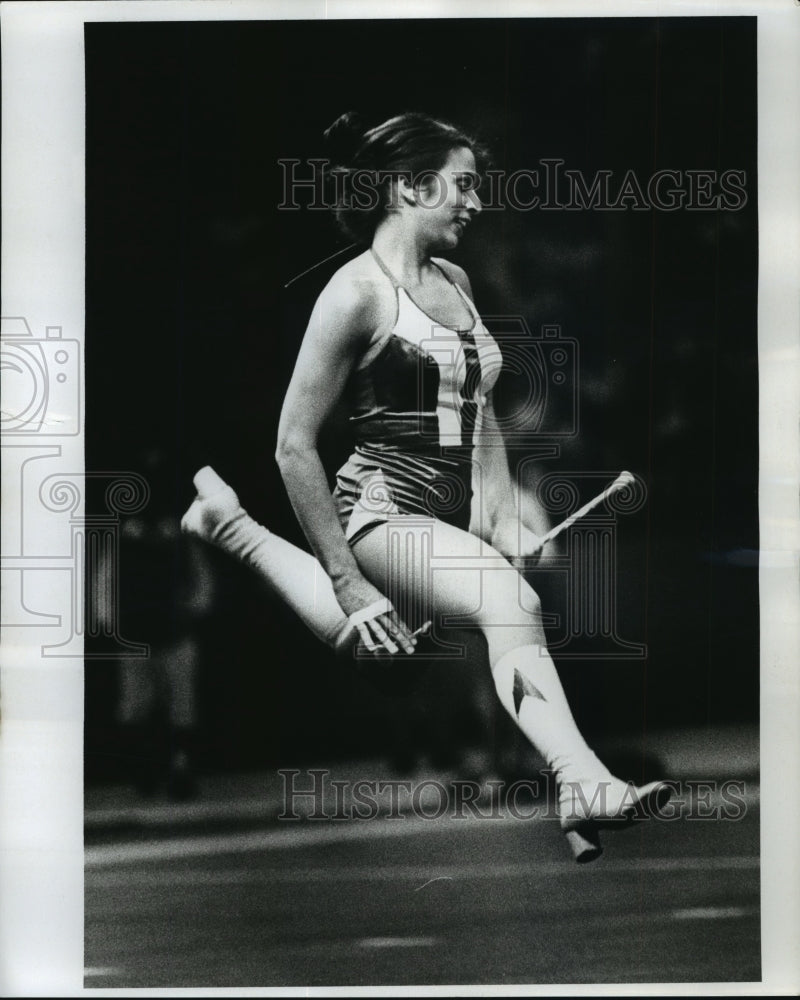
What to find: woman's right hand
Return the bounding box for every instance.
[334,574,418,656]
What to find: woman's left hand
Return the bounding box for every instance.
[490,518,546,569]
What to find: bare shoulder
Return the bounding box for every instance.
[432,257,474,300]
[314,251,396,344]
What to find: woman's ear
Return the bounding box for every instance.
[395,172,418,207]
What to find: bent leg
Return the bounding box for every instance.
[182,467,352,650]
[351,519,610,782]
[352,517,544,661]
[353,518,671,854]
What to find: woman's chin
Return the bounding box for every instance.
[437,229,462,250]
[424,224,463,253]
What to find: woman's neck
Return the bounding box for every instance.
[371,215,433,285]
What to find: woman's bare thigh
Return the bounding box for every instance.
[351,517,545,655]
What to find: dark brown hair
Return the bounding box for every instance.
[323,111,488,244]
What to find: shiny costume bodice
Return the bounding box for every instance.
[333,250,503,542]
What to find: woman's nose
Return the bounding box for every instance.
[466,188,483,214]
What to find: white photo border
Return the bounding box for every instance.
[1,0,797,995]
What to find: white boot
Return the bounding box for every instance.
[493,644,672,862]
[182,466,356,653]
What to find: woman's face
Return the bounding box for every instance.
[414,146,483,250]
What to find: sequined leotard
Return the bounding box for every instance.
[332,248,503,544]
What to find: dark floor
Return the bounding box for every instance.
[85,775,760,988]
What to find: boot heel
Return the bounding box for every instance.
[564,825,603,864]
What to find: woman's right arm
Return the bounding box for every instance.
[275,276,416,656]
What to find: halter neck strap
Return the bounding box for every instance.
[369,246,458,291]
[369,246,400,288]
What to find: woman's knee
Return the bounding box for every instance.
[470,565,542,631]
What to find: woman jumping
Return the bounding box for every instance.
[182,111,671,862]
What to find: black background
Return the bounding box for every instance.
[85,17,758,777]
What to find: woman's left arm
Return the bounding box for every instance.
[469,393,549,566]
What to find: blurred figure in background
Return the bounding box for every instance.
[98,449,215,800]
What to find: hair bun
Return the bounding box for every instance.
[323,111,367,167]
